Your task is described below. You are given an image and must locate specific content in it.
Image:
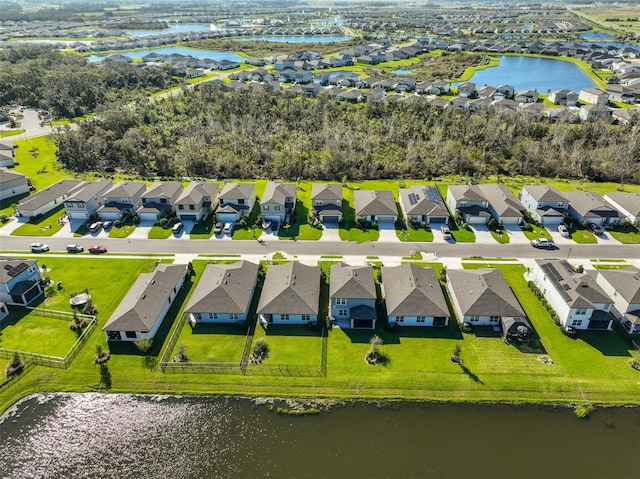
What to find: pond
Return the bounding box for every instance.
[393,69,414,75]
[87,47,246,63]
[230,35,351,43]
[126,23,212,37]
[455,55,595,92]
[1,394,639,479]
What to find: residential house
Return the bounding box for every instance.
[174,182,219,223]
[579,104,613,122]
[382,263,449,327]
[0,168,29,202]
[257,262,320,325]
[596,267,640,334]
[261,181,296,223]
[531,259,613,331]
[354,190,398,224]
[579,88,609,105]
[63,179,113,221]
[330,263,377,329]
[399,185,449,225]
[311,183,343,223]
[0,257,43,306]
[548,89,579,106]
[477,85,497,99]
[0,143,14,167]
[477,184,525,225]
[445,185,491,224]
[446,269,528,337]
[520,102,545,119]
[97,181,146,221]
[520,186,569,226]
[604,193,640,226]
[184,261,259,324]
[103,264,187,341]
[494,84,514,100]
[138,182,183,222]
[564,191,625,226]
[515,90,539,103]
[16,179,84,219]
[216,183,256,223]
[457,81,476,98]
[0,302,7,322]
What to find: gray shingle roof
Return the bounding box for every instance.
[329,263,376,300]
[102,264,185,333]
[597,267,640,304]
[535,259,611,309]
[0,257,37,284]
[261,181,296,204]
[17,179,84,211]
[354,190,397,216]
[218,182,255,201]
[399,186,449,217]
[523,185,568,203]
[382,263,449,317]
[175,182,219,206]
[311,183,342,201]
[258,262,320,315]
[448,185,486,203]
[564,192,622,219]
[66,179,112,203]
[0,168,27,185]
[448,268,524,317]
[141,182,183,202]
[605,193,640,216]
[185,261,259,314]
[477,184,525,218]
[103,181,146,199]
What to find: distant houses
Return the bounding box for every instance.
[0,168,30,202]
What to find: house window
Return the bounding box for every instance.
[189,205,195,210]
[338,309,348,316]
[416,316,426,323]
[397,316,404,323]
[336,298,347,305]
[470,316,480,322]
[274,205,281,211]
[238,199,245,205]
[575,308,587,315]
[557,202,564,208]
[315,200,323,206]
[160,198,167,204]
[230,313,238,321]
[459,201,467,207]
[571,319,582,327]
[302,314,310,321]
[178,205,184,210]
[209,313,218,320]
[490,316,500,323]
[264,205,269,211]
[125,331,137,339]
[281,314,290,321]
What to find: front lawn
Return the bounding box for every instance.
[570,225,597,244]
[490,228,509,244]
[232,203,263,240]
[278,183,323,241]
[11,206,65,236]
[339,187,380,242]
[522,224,552,241]
[607,224,640,244]
[149,225,173,239]
[0,129,25,137]
[396,224,434,242]
[450,223,475,242]
[190,215,215,239]
[108,223,135,238]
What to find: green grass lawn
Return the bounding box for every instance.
[11,206,65,237]
[339,186,380,242]
[522,224,552,241]
[12,136,71,190]
[231,202,263,240]
[108,223,135,238]
[490,228,510,244]
[607,224,640,244]
[569,224,597,244]
[253,324,323,365]
[450,223,475,243]
[189,215,215,239]
[148,225,173,239]
[172,322,250,363]
[0,311,80,357]
[396,225,434,242]
[0,129,25,137]
[278,182,323,241]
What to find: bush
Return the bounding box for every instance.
[93,344,110,365]
[6,351,25,377]
[250,338,269,364]
[113,219,122,228]
[172,344,188,363]
[365,335,385,365]
[134,337,153,354]
[522,223,534,232]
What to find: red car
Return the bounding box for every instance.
[88,245,107,254]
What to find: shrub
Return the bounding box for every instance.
[365,335,385,365]
[630,359,640,371]
[134,337,153,354]
[250,338,269,364]
[173,344,189,363]
[574,404,594,419]
[450,344,462,364]
[157,217,168,228]
[522,223,534,232]
[6,351,25,377]
[113,219,122,228]
[93,344,110,365]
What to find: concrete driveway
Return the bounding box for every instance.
[470,225,494,244]
[502,225,530,245]
[320,223,341,241]
[129,221,155,239]
[377,222,400,242]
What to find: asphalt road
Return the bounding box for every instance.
[2,235,639,259]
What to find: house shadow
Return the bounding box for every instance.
[510,321,547,355]
[0,299,44,330]
[578,330,632,357]
[339,325,401,345]
[265,324,323,338]
[191,322,250,336]
[394,322,464,341]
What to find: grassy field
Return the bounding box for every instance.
[11,206,65,237]
[522,224,552,241]
[396,225,434,242]
[607,224,640,244]
[12,137,71,190]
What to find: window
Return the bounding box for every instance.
[416,316,426,323]
[338,309,348,316]
[263,205,269,211]
[189,205,195,210]
[556,202,564,208]
[315,200,323,206]
[571,319,582,327]
[209,313,218,320]
[302,314,310,321]
[281,314,290,321]
[397,316,404,323]
[336,298,347,305]
[160,198,167,204]
[470,316,480,322]
[575,308,587,315]
[238,199,245,205]
[178,205,184,210]
[274,205,281,211]
[125,331,137,339]
[230,313,238,321]
[490,316,500,323]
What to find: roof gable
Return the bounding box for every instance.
[448,269,524,317]
[329,263,376,300]
[258,262,320,315]
[382,263,449,317]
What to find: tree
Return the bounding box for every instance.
[93,343,110,365]
[365,335,385,365]
[6,351,25,377]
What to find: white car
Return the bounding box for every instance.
[30,242,49,253]
[557,224,570,237]
[223,223,234,235]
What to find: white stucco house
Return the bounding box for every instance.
[596,267,640,335]
[519,186,569,226]
[63,179,113,221]
[216,183,256,224]
[97,181,146,221]
[603,193,640,226]
[260,182,297,223]
[15,179,84,219]
[0,168,30,202]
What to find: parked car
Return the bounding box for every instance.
[223,222,234,235]
[66,244,84,253]
[30,242,49,253]
[557,224,570,237]
[587,223,603,236]
[531,238,555,249]
[440,225,452,240]
[102,221,113,230]
[88,245,107,254]
[89,221,103,232]
[172,222,184,234]
[213,221,224,235]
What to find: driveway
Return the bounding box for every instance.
[502,225,530,245]
[470,225,494,244]
[320,223,341,241]
[548,230,574,246]
[128,221,155,239]
[377,222,400,242]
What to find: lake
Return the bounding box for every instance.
[87,47,246,63]
[458,56,595,92]
[126,23,212,37]
[2,394,639,479]
[231,35,351,43]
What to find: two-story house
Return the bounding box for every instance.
[63,179,113,221]
[260,182,297,224]
[457,81,476,98]
[184,261,259,324]
[579,88,609,105]
[216,183,256,224]
[97,181,146,221]
[382,263,449,327]
[531,259,614,331]
[548,89,579,106]
[330,263,377,329]
[172,182,217,223]
[138,182,183,222]
[0,257,43,306]
[258,262,320,325]
[399,186,449,225]
[16,179,84,219]
[596,267,640,334]
[311,183,343,224]
[0,168,30,202]
[520,186,569,226]
[477,184,525,225]
[445,185,492,224]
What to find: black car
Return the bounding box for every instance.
[587,223,603,236]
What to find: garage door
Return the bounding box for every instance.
[541,216,564,226]
[138,213,158,222]
[467,216,488,224]
[179,214,197,221]
[377,216,396,224]
[429,217,447,224]
[322,215,340,224]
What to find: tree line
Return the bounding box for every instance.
[54,82,640,184]
[0,46,177,119]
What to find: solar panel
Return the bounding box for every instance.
[7,262,28,277]
[426,187,442,203]
[408,193,419,205]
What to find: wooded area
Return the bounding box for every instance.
[54,82,640,183]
